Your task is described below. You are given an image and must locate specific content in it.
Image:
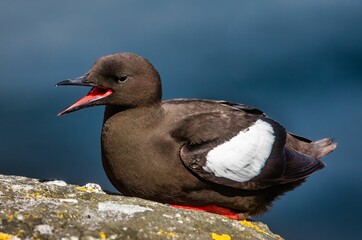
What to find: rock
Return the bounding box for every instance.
[0,174,283,240]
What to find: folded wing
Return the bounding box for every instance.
[171,102,326,190]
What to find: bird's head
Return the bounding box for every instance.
[56,53,162,116]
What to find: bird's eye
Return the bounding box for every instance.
[116,76,128,83]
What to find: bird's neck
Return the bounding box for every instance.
[103,103,163,129]
[101,103,164,195]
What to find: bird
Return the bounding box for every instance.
[57,52,336,220]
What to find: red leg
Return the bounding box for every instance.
[171,204,239,220]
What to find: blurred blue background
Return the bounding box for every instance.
[0,1,361,239]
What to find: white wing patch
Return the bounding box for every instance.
[203,119,275,182]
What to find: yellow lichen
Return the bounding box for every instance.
[75,186,97,193]
[99,231,107,239]
[6,214,13,220]
[24,192,45,199]
[23,213,38,219]
[158,229,175,237]
[211,232,232,240]
[240,220,269,236]
[30,192,43,199]
[32,232,41,240]
[15,230,23,238]
[0,232,14,240]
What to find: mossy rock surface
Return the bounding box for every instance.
[0,174,283,240]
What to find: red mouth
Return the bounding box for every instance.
[58,87,113,116]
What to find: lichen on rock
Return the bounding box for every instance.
[0,174,283,239]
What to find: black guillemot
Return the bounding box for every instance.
[57,53,336,219]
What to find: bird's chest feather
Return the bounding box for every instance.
[101,116,188,197]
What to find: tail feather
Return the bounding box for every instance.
[311,138,337,159]
[286,133,337,159]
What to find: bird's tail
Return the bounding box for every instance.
[310,138,337,159]
[286,133,337,159]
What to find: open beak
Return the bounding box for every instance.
[56,74,113,116]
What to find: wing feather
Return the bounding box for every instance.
[167,99,326,190]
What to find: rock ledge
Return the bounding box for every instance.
[0,174,283,240]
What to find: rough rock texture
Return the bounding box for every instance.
[0,174,283,240]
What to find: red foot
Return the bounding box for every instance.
[171,204,239,220]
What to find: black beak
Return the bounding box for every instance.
[56,74,96,87]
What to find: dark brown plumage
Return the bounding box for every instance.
[57,52,336,219]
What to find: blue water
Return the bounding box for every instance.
[1,1,361,239]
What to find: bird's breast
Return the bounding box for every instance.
[100,116,197,198]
